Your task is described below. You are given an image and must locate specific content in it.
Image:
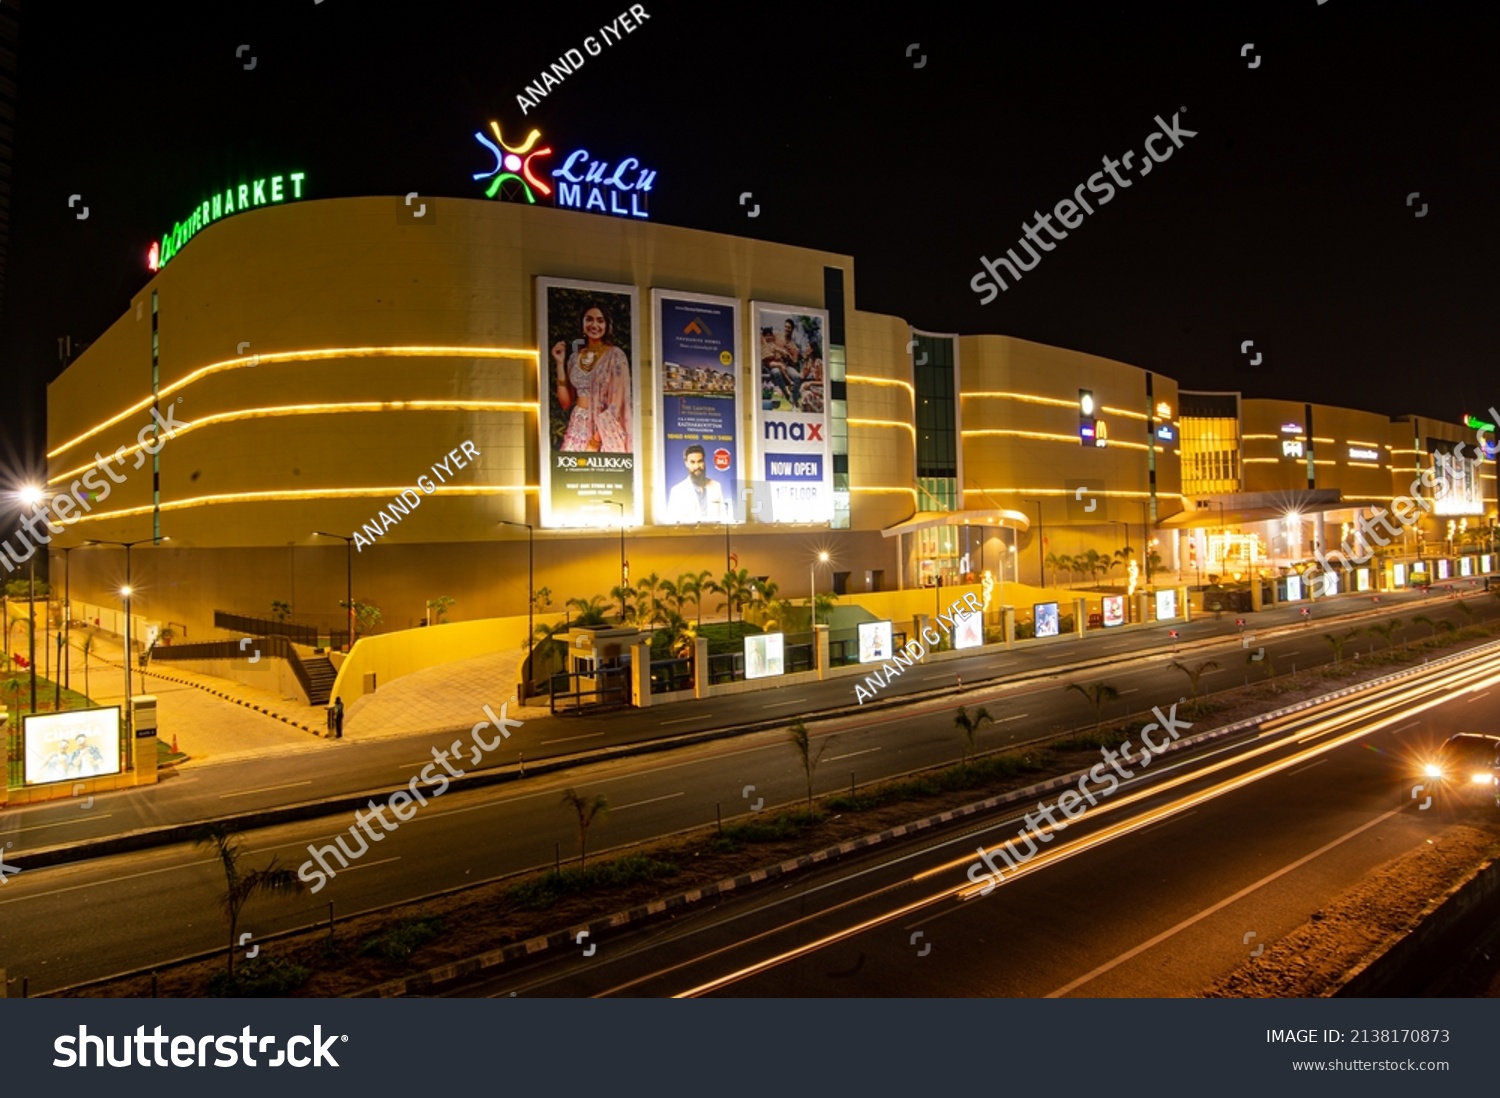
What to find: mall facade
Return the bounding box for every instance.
[41,191,1497,644]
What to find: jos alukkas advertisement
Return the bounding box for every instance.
[653,289,741,525]
[537,277,643,528]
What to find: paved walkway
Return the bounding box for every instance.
[345,647,552,740]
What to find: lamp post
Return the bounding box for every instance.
[810,550,830,627]
[499,519,534,698]
[605,501,627,615]
[1136,499,1152,584]
[1023,498,1045,587]
[16,485,45,713]
[59,545,75,694]
[314,532,356,651]
[84,536,161,765]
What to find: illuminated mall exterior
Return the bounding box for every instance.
[44,183,1498,646]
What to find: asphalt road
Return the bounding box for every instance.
[453,644,1500,997]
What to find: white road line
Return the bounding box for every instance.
[1464,691,1492,704]
[1288,757,1329,776]
[1388,721,1419,735]
[762,698,809,708]
[219,780,312,799]
[1116,688,1139,696]
[1282,650,1302,657]
[540,732,607,745]
[612,791,685,811]
[335,856,401,876]
[1,814,114,836]
[1100,641,1133,649]
[826,747,882,762]
[660,715,707,724]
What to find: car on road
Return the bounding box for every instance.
[1421,733,1500,807]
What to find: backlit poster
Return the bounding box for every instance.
[1034,602,1060,638]
[1102,595,1125,627]
[751,302,833,524]
[537,278,642,528]
[1155,589,1178,620]
[23,707,122,785]
[744,633,785,679]
[953,609,984,649]
[1285,575,1303,601]
[653,291,741,525]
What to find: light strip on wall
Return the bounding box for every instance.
[1347,462,1383,469]
[58,485,537,526]
[48,399,539,485]
[961,391,1076,409]
[49,345,540,459]
[846,375,916,399]
[849,418,917,442]
[1241,434,1278,440]
[962,488,1182,500]
[962,429,1150,452]
[1100,406,1148,422]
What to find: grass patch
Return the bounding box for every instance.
[357,916,445,962]
[505,855,679,910]
[205,958,312,997]
[714,810,822,851]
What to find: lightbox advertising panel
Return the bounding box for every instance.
[745,633,785,679]
[23,707,122,785]
[858,621,893,663]
[653,291,741,525]
[953,609,984,650]
[1034,602,1060,638]
[1102,595,1125,627]
[537,278,642,528]
[751,302,833,524]
[1155,589,1178,620]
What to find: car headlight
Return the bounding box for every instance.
[1471,772,1495,785]
[1423,764,1444,779]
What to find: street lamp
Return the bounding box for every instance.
[314,532,356,651]
[810,550,831,627]
[83,536,162,765]
[604,501,627,615]
[17,485,45,713]
[1023,498,1045,587]
[498,519,534,698]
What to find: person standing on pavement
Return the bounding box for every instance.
[334,696,344,738]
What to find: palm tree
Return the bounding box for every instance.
[747,578,780,627]
[1412,614,1443,639]
[560,788,609,868]
[788,719,831,814]
[567,594,610,627]
[194,824,304,983]
[1246,646,1277,680]
[678,570,713,629]
[636,572,665,627]
[1065,680,1120,734]
[81,634,93,700]
[1081,549,1103,586]
[1323,629,1359,666]
[657,577,685,620]
[954,705,994,763]
[712,568,756,624]
[1364,617,1403,651]
[1057,554,1077,588]
[1044,551,1063,588]
[1170,659,1219,714]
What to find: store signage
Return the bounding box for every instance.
[474,122,655,219]
[149,172,306,271]
[1155,401,1172,420]
[1280,422,1302,434]
[1348,447,1380,462]
[1282,439,1304,458]
[1156,424,1175,442]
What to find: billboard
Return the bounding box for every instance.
[858,621,893,663]
[23,707,122,785]
[653,291,741,525]
[953,610,984,650]
[745,633,785,679]
[1155,589,1178,620]
[1034,602,1060,638]
[1102,595,1125,627]
[751,302,833,524]
[537,278,642,528]
[1428,439,1484,516]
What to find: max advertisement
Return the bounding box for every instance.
[537,277,642,528]
[653,291,741,525]
[751,302,833,524]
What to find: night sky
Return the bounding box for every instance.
[4,0,1498,495]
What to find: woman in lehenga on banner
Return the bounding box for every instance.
[552,300,632,452]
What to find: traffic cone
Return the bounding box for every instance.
[171,733,179,754]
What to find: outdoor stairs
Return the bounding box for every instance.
[301,654,338,705]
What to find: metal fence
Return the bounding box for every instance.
[212,611,318,646]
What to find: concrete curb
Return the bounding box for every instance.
[351,639,1499,998]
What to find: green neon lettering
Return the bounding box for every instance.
[223,187,235,213]
[290,172,305,198]
[201,200,210,225]
[211,193,222,219]
[239,184,249,207]
[252,178,266,205]
[270,175,284,201]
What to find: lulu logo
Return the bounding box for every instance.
[473,121,655,219]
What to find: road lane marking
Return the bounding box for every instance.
[826,747,882,762]
[660,715,708,724]
[762,698,809,708]
[1287,757,1329,776]
[612,792,685,811]
[219,780,312,799]
[1464,691,1491,703]
[0,814,115,836]
[541,732,607,745]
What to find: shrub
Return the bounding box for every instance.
[505,855,678,910]
[358,916,445,962]
[205,958,311,997]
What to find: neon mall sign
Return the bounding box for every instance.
[148,172,307,271]
[1348,447,1380,462]
[472,122,655,219]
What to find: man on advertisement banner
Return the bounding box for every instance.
[666,444,728,522]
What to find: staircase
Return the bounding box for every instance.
[300,654,338,705]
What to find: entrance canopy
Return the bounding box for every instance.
[881,508,1032,539]
[1160,490,1386,529]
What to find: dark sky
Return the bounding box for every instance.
[4,0,1498,491]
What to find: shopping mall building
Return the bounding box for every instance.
[40,167,1498,653]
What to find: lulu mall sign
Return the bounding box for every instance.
[472,121,655,219]
[149,172,307,271]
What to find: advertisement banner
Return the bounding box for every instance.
[653,291,741,525]
[1034,602,1060,638]
[1102,595,1125,627]
[1155,589,1179,620]
[537,278,642,528]
[751,302,833,524]
[953,611,983,650]
[858,621,893,663]
[23,707,122,785]
[745,633,785,679]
